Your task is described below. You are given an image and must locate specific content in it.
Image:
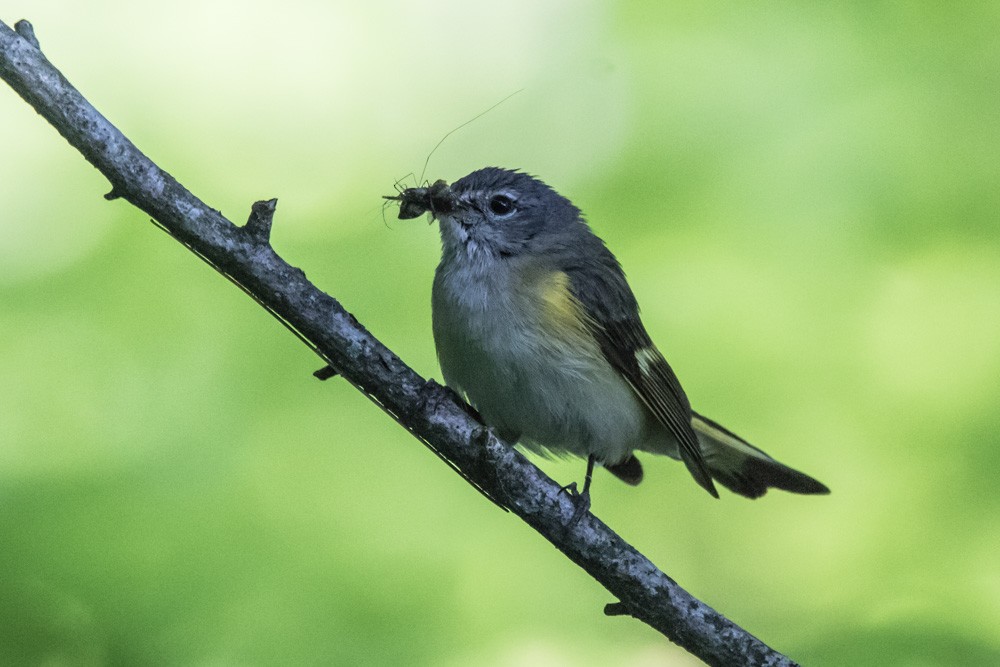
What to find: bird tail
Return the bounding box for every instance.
[691,412,830,499]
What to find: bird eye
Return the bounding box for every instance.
[488,194,515,216]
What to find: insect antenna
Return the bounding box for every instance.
[418,89,523,184]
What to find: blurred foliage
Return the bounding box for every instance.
[2,1,999,665]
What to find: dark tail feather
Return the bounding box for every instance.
[692,412,830,499]
[605,455,644,486]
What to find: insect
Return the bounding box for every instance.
[384,90,522,221]
[383,179,455,220]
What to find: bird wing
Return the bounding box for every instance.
[562,260,718,498]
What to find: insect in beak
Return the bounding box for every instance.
[384,179,456,220]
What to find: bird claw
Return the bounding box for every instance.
[559,481,591,530]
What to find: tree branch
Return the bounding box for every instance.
[0,19,798,666]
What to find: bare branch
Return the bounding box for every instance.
[0,19,798,666]
[244,198,277,243]
[13,20,39,50]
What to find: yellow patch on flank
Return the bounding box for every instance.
[537,271,594,345]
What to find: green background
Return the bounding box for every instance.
[2,2,998,665]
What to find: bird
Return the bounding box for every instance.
[386,167,829,520]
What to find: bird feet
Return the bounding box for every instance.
[558,481,592,530]
[558,454,596,530]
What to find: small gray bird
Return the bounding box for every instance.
[387,167,828,516]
